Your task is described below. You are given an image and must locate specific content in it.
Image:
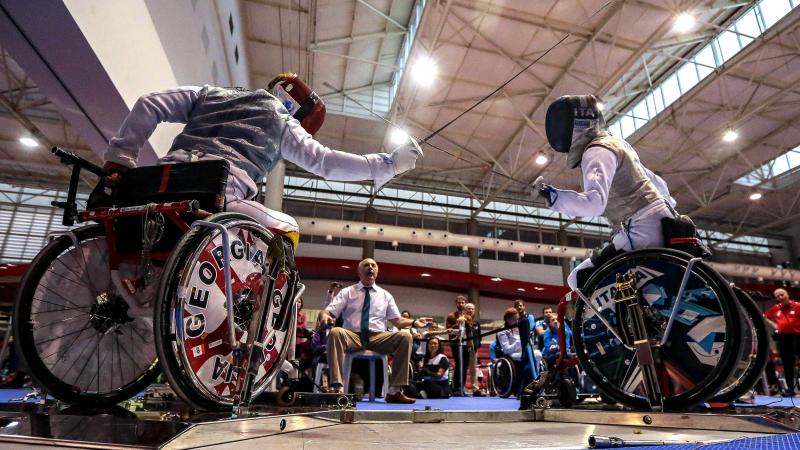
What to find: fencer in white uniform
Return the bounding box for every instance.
[532,95,677,290]
[103,74,422,238]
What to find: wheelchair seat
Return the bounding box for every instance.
[90,160,231,255]
[115,160,230,212]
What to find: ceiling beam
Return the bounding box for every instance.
[355,0,407,31]
[309,31,406,49]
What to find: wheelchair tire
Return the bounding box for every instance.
[573,248,741,410]
[491,358,516,398]
[709,286,768,404]
[13,224,160,406]
[155,213,298,410]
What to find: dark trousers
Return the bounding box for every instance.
[450,342,471,392]
[776,333,800,393]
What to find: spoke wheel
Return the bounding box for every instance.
[13,225,160,405]
[492,358,516,398]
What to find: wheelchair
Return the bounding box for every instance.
[490,333,541,399]
[490,348,518,399]
[13,148,301,411]
[560,241,768,411]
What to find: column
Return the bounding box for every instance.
[467,218,481,320]
[362,206,376,259]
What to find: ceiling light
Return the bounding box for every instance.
[389,128,409,145]
[410,56,437,87]
[596,102,605,111]
[723,129,738,142]
[19,137,38,147]
[673,12,696,33]
[516,288,526,292]
[420,273,431,277]
[749,192,762,201]
[340,265,350,269]
[491,277,502,282]
[534,153,549,166]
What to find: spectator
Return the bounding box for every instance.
[411,337,451,399]
[514,299,537,325]
[445,295,470,395]
[542,315,573,365]
[404,310,424,364]
[464,303,486,396]
[319,258,432,403]
[295,297,313,369]
[534,306,554,340]
[497,308,522,361]
[764,288,800,396]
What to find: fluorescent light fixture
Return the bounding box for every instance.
[19,137,38,147]
[410,56,437,87]
[749,192,762,201]
[674,12,696,33]
[534,153,549,166]
[723,129,738,142]
[390,128,409,145]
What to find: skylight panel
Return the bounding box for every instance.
[734,146,800,188]
[608,0,797,139]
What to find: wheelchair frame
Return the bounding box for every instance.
[18,147,300,414]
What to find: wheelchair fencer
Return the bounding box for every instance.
[523,217,769,411]
[13,148,304,412]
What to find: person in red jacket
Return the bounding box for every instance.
[764,288,800,396]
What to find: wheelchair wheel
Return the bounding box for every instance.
[573,248,741,410]
[155,213,298,410]
[13,225,160,405]
[709,286,768,404]
[491,358,516,398]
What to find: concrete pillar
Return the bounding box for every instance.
[467,218,481,320]
[263,160,285,211]
[557,229,571,286]
[362,206,377,259]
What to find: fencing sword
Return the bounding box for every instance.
[323,0,616,191]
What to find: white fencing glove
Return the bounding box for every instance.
[531,176,555,206]
[391,138,424,176]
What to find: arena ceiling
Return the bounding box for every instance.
[1,0,799,245]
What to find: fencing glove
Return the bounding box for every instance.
[391,138,424,176]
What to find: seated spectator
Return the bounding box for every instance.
[497,307,522,361]
[410,337,451,399]
[542,315,573,365]
[319,258,432,404]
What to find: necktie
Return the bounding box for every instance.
[361,287,371,346]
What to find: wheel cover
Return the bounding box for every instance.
[577,255,735,406]
[171,223,294,404]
